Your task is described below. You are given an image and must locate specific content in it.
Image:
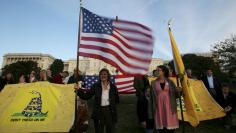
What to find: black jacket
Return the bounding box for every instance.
[67,75,85,84]
[202,75,221,91]
[133,76,150,97]
[0,78,14,92]
[137,95,149,122]
[137,94,154,129]
[77,82,119,122]
[202,75,222,104]
[0,78,4,92]
[219,92,236,114]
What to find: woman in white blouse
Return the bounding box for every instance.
[75,68,119,133]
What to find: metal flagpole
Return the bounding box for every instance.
[168,20,185,133]
[176,74,185,133]
[74,0,83,132]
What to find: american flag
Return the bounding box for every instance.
[79,8,154,75]
[114,75,135,94]
[84,75,135,94]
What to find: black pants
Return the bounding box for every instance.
[158,128,174,133]
[94,106,115,133]
[146,119,154,129]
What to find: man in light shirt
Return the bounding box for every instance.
[202,69,222,104]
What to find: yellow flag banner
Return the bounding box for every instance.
[168,27,199,126]
[0,82,75,132]
[167,26,225,127]
[170,78,225,121]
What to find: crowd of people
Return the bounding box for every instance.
[201,69,236,129]
[134,67,236,133]
[0,68,83,91]
[0,66,235,133]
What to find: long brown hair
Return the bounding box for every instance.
[99,68,111,81]
[158,65,169,78]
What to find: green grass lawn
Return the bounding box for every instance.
[86,94,236,133]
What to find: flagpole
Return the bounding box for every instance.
[74,0,82,132]
[168,22,185,133]
[176,74,185,133]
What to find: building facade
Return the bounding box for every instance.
[64,57,120,75]
[186,52,213,57]
[2,53,164,75]
[148,58,164,73]
[2,53,55,69]
[63,57,163,75]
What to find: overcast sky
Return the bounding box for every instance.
[1,0,236,68]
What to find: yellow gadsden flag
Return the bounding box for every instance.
[168,25,225,127]
[0,82,75,132]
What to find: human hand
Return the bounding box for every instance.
[141,121,146,128]
[224,106,232,112]
[74,81,82,90]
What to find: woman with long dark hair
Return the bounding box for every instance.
[75,68,119,133]
[151,65,181,133]
[0,72,14,91]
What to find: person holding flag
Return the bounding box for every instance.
[74,68,119,133]
[74,3,153,132]
[151,65,182,133]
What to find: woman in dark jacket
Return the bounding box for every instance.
[75,68,119,133]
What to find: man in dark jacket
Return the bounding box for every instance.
[219,83,236,129]
[133,75,150,97]
[202,69,222,104]
[134,75,152,131]
[137,88,154,133]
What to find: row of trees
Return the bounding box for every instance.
[168,34,236,82]
[168,54,222,78]
[1,59,64,82]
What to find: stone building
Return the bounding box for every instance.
[2,53,55,69]
[63,57,163,75]
[2,53,164,75]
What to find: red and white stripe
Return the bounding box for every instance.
[115,75,135,94]
[79,17,154,75]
